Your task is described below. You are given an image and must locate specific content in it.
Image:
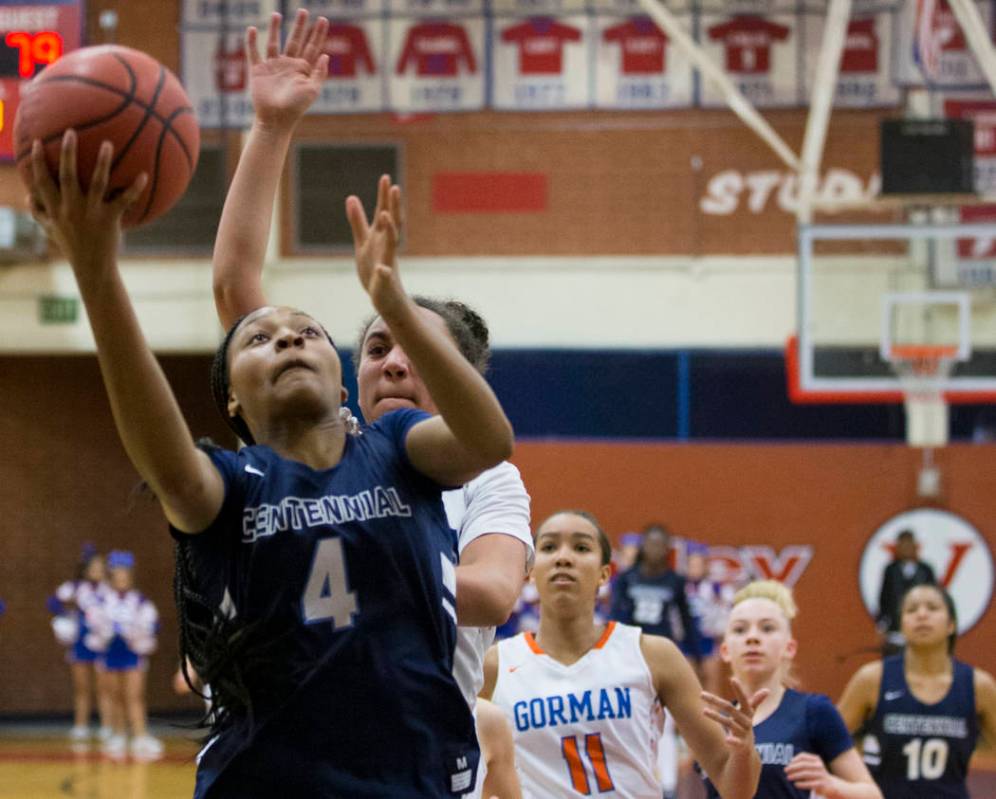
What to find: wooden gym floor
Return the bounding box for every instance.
[1,721,994,798]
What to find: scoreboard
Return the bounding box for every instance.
[0,1,83,162]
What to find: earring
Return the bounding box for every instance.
[339,406,362,436]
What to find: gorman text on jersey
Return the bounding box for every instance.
[242,488,413,542]
[513,687,632,732]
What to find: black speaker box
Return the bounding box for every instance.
[880,119,975,195]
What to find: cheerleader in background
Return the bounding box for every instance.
[85,550,162,760]
[683,542,735,697]
[49,544,112,742]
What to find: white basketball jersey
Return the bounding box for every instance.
[492,622,663,799]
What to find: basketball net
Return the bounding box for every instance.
[889,344,957,448]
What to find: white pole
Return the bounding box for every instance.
[797,0,852,223]
[632,0,801,171]
[948,0,996,96]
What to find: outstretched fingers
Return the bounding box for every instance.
[114,171,149,216]
[374,209,398,265]
[283,8,310,58]
[29,140,58,220]
[345,195,370,249]
[58,129,82,206]
[701,692,753,741]
[301,16,329,65]
[87,140,113,206]
[389,184,403,232]
[245,25,262,68]
[265,11,282,59]
[730,676,769,714]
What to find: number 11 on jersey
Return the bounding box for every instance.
[302,538,358,629]
[561,732,615,794]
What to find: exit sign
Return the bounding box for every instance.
[38,294,77,324]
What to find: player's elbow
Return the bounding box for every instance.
[481,420,515,467]
[478,577,521,627]
[212,276,242,332]
[457,569,521,627]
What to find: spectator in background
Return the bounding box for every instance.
[683,542,734,696]
[877,530,935,657]
[614,531,643,574]
[611,523,700,799]
[611,524,700,656]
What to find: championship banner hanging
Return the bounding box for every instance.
[699,13,800,108]
[388,16,485,112]
[594,13,694,109]
[492,15,589,110]
[801,12,900,108]
[895,0,996,89]
[180,0,278,128]
[311,19,387,113]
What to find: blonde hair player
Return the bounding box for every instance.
[838,583,996,798]
[482,510,764,799]
[701,580,881,799]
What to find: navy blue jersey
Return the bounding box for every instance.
[863,655,978,799]
[610,567,699,654]
[173,409,478,799]
[703,690,853,799]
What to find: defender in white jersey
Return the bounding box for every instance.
[482,510,765,799]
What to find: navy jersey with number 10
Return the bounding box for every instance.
[175,409,478,799]
[863,655,978,799]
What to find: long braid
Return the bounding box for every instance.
[210,315,255,445]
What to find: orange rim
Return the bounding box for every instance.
[889,344,959,362]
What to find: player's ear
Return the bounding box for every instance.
[341,386,349,405]
[227,390,241,418]
[719,639,732,664]
[785,637,798,660]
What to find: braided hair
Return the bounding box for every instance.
[353,296,491,377]
[179,310,339,735]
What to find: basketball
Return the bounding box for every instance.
[13,45,200,229]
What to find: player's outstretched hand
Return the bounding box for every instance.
[246,9,329,129]
[701,677,768,754]
[784,752,841,795]
[346,174,405,319]
[28,130,146,275]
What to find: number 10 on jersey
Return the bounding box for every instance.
[561,732,615,794]
[302,538,358,629]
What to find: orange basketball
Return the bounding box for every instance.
[14,45,200,229]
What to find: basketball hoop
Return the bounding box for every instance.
[887,345,958,449]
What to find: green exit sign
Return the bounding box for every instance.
[39,296,80,325]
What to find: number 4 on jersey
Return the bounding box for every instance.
[302,538,358,629]
[561,732,615,794]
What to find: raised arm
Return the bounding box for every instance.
[347,179,514,486]
[29,133,223,533]
[213,10,329,330]
[642,634,763,799]
[837,661,881,734]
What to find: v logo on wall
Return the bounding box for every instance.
[858,508,995,634]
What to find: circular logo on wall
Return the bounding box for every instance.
[859,508,994,634]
